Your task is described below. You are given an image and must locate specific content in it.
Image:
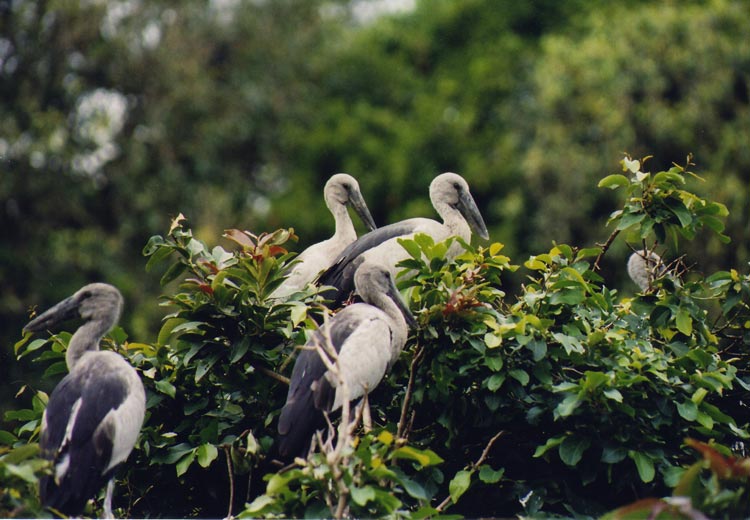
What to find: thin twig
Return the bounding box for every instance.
[397,343,426,440]
[254,365,290,385]
[224,445,235,519]
[435,431,506,512]
[593,229,620,272]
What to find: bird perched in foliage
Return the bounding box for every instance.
[24,283,145,518]
[627,249,665,291]
[277,262,417,460]
[317,172,489,307]
[271,173,377,299]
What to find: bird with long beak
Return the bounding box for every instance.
[271,173,377,299]
[277,262,417,460]
[24,283,145,519]
[317,172,489,307]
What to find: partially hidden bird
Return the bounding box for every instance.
[317,172,489,307]
[24,283,145,518]
[627,249,665,291]
[271,173,377,300]
[277,262,417,460]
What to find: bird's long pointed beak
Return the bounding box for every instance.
[349,190,377,232]
[24,294,80,334]
[386,284,418,330]
[457,191,489,240]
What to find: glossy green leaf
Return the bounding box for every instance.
[448,470,472,503]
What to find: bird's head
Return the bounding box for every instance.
[24,283,123,334]
[354,263,417,329]
[325,173,377,231]
[429,172,489,240]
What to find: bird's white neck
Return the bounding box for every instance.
[434,201,471,242]
[378,298,410,365]
[66,320,107,370]
[330,202,357,245]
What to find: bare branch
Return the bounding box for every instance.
[435,431,506,513]
[594,229,620,272]
[397,343,426,440]
[224,445,235,520]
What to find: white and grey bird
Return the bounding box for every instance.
[24,283,145,518]
[317,172,489,307]
[627,249,665,291]
[271,173,377,299]
[277,262,417,460]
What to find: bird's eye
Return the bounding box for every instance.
[453,182,461,190]
[81,290,92,299]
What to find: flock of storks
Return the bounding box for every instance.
[21,171,663,517]
[22,172,493,517]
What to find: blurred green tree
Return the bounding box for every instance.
[520,0,750,277]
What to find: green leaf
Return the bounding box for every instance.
[603,388,623,403]
[16,338,48,358]
[676,400,697,421]
[398,238,424,261]
[675,308,693,336]
[158,317,187,346]
[509,369,529,386]
[598,174,630,190]
[392,446,443,466]
[154,378,176,399]
[555,394,581,418]
[197,443,218,468]
[175,449,196,477]
[289,303,308,326]
[484,332,501,348]
[478,465,504,484]
[448,470,473,503]
[525,340,547,361]
[615,212,646,231]
[665,199,693,227]
[558,436,590,466]
[350,485,376,506]
[393,471,429,500]
[629,451,655,483]
[0,429,18,444]
[160,261,187,286]
[533,435,565,458]
[485,356,503,371]
[486,373,505,392]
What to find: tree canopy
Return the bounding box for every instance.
[3,0,750,518]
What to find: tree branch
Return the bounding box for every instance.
[593,229,620,272]
[435,430,506,513]
[397,343,426,440]
[224,445,235,519]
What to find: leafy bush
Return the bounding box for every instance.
[5,156,750,518]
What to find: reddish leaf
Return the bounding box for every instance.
[224,229,256,249]
[267,245,288,257]
[685,438,750,479]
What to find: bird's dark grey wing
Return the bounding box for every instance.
[276,310,365,460]
[316,221,418,306]
[40,367,128,516]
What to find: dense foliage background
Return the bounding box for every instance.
[3,0,750,518]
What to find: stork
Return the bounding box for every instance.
[271,173,377,300]
[317,172,489,307]
[277,262,417,460]
[24,283,145,518]
[627,249,665,291]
